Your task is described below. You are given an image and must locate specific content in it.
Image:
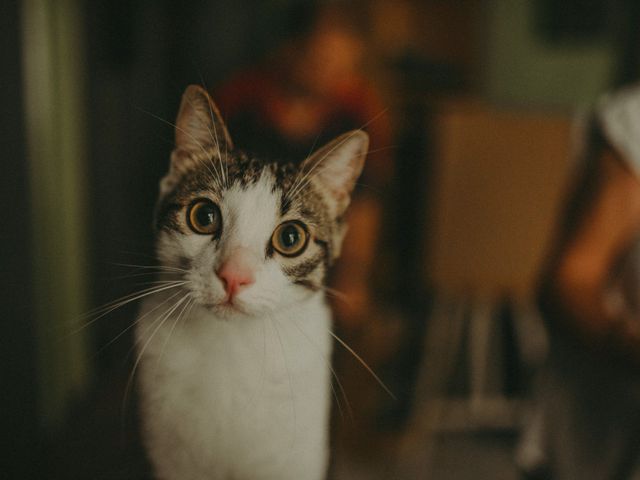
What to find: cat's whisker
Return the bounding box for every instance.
[201,150,225,191]
[364,145,396,156]
[193,79,229,189]
[286,110,387,203]
[269,317,297,452]
[111,249,168,262]
[352,181,383,195]
[132,279,189,287]
[136,293,190,339]
[95,289,185,356]
[223,115,230,189]
[111,262,189,273]
[243,316,269,411]
[66,281,190,338]
[182,95,226,190]
[109,271,184,281]
[205,101,228,189]
[286,160,328,203]
[106,263,188,281]
[290,130,324,196]
[286,130,361,202]
[137,105,224,189]
[288,148,366,204]
[288,318,352,421]
[121,294,184,366]
[136,106,210,160]
[123,292,191,415]
[287,162,336,204]
[80,281,188,319]
[328,329,396,400]
[319,286,351,304]
[156,294,194,370]
[280,131,325,210]
[327,369,347,421]
[297,283,352,306]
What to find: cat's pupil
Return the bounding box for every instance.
[196,205,216,226]
[281,225,300,248]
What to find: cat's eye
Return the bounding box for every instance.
[187,199,222,235]
[271,221,309,257]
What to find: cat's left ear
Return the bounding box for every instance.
[174,85,233,153]
[301,130,369,217]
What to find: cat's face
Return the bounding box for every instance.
[154,85,367,317]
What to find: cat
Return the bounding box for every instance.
[135,85,368,480]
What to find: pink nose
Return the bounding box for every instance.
[216,250,256,300]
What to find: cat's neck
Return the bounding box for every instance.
[138,288,330,342]
[137,288,332,380]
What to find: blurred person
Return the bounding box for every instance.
[518,85,640,479]
[214,3,393,333]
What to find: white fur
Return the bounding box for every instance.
[136,172,333,480]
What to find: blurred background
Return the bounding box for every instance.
[3,0,640,478]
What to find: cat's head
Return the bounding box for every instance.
[154,85,368,317]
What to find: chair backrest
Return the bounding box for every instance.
[425,101,574,299]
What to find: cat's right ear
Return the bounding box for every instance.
[160,86,233,196]
[174,85,233,154]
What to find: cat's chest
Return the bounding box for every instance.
[137,297,332,406]
[137,297,333,470]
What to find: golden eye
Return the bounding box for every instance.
[271,221,309,257]
[187,199,221,235]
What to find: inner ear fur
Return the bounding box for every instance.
[159,86,234,197]
[174,84,234,154]
[301,129,369,218]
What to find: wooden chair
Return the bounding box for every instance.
[396,101,574,475]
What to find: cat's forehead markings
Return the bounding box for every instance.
[223,153,277,188]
